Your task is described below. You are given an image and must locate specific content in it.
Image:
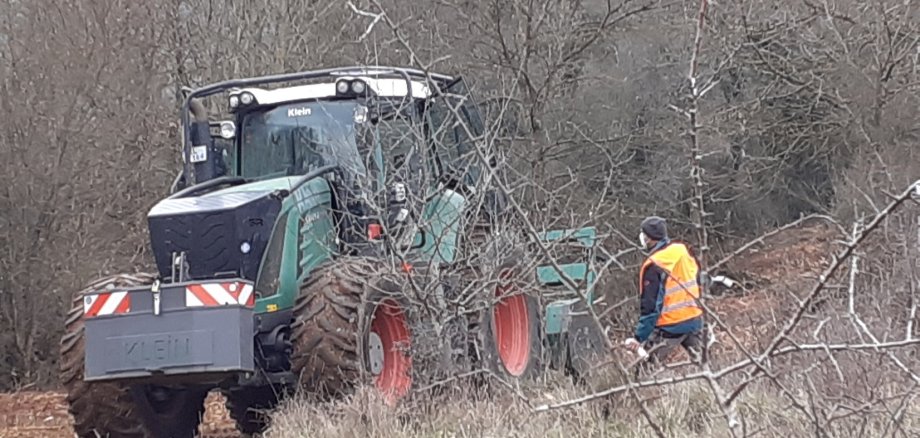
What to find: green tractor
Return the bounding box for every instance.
[60,66,606,437]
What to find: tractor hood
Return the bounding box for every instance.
[146,177,301,283]
[148,176,299,217]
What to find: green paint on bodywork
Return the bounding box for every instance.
[544,299,580,335]
[412,189,466,264]
[535,226,600,308]
[537,227,597,248]
[203,176,302,197]
[252,177,335,314]
[536,264,598,304]
[536,264,597,287]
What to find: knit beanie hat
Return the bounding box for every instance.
[640,216,668,241]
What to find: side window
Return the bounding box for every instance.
[426,96,458,167]
[453,97,483,184]
[254,211,290,297]
[426,78,485,187]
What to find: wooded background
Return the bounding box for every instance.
[0,0,917,391]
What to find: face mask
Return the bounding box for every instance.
[639,231,648,248]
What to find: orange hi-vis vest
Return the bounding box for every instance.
[639,242,703,326]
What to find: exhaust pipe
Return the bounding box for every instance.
[189,98,208,123]
[188,98,220,183]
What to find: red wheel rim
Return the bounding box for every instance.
[492,269,531,376]
[369,298,412,404]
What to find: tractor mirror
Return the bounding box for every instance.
[354,105,369,124]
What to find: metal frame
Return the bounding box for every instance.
[82,278,256,383]
[178,66,456,187]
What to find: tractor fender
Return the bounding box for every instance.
[415,188,467,265]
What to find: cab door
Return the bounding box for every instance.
[424,77,486,193]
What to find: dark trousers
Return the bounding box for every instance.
[636,327,708,377]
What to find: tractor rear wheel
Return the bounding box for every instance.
[61,273,209,438]
[290,257,414,404]
[461,224,544,381]
[61,273,153,438]
[474,261,544,379]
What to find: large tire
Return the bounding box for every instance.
[459,223,545,381]
[61,273,156,438]
[471,257,544,380]
[61,273,207,438]
[289,257,420,404]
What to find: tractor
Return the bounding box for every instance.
[60,66,607,437]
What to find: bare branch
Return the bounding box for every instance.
[347,1,385,42]
[533,338,920,412]
[709,214,846,271]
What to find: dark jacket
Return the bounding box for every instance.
[634,239,703,342]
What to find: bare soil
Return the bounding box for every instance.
[708,222,836,358]
[0,391,237,438]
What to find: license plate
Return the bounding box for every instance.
[190,145,207,163]
[105,330,214,372]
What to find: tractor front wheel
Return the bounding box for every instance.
[290,257,414,404]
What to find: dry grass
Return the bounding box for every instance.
[264,370,920,438]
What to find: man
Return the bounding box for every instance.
[625,216,707,367]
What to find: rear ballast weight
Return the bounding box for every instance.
[82,279,255,383]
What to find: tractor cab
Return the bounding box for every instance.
[222,77,424,189]
[186,71,483,190]
[232,79,420,248]
[223,75,477,178]
[177,69,491,254]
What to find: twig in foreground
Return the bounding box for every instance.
[532,339,920,412]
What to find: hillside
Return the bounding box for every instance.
[2,0,916,435]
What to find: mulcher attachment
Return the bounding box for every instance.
[535,227,608,378]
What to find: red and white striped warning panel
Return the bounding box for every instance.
[185,282,254,308]
[83,291,131,317]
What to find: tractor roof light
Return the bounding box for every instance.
[240,92,255,105]
[336,80,350,95]
[228,95,240,109]
[351,80,366,94]
[335,79,372,98]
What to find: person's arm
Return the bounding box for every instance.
[634,264,664,342]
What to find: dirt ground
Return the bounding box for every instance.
[708,222,836,357]
[0,391,237,438]
[0,224,836,438]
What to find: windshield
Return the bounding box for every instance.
[239,101,367,179]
